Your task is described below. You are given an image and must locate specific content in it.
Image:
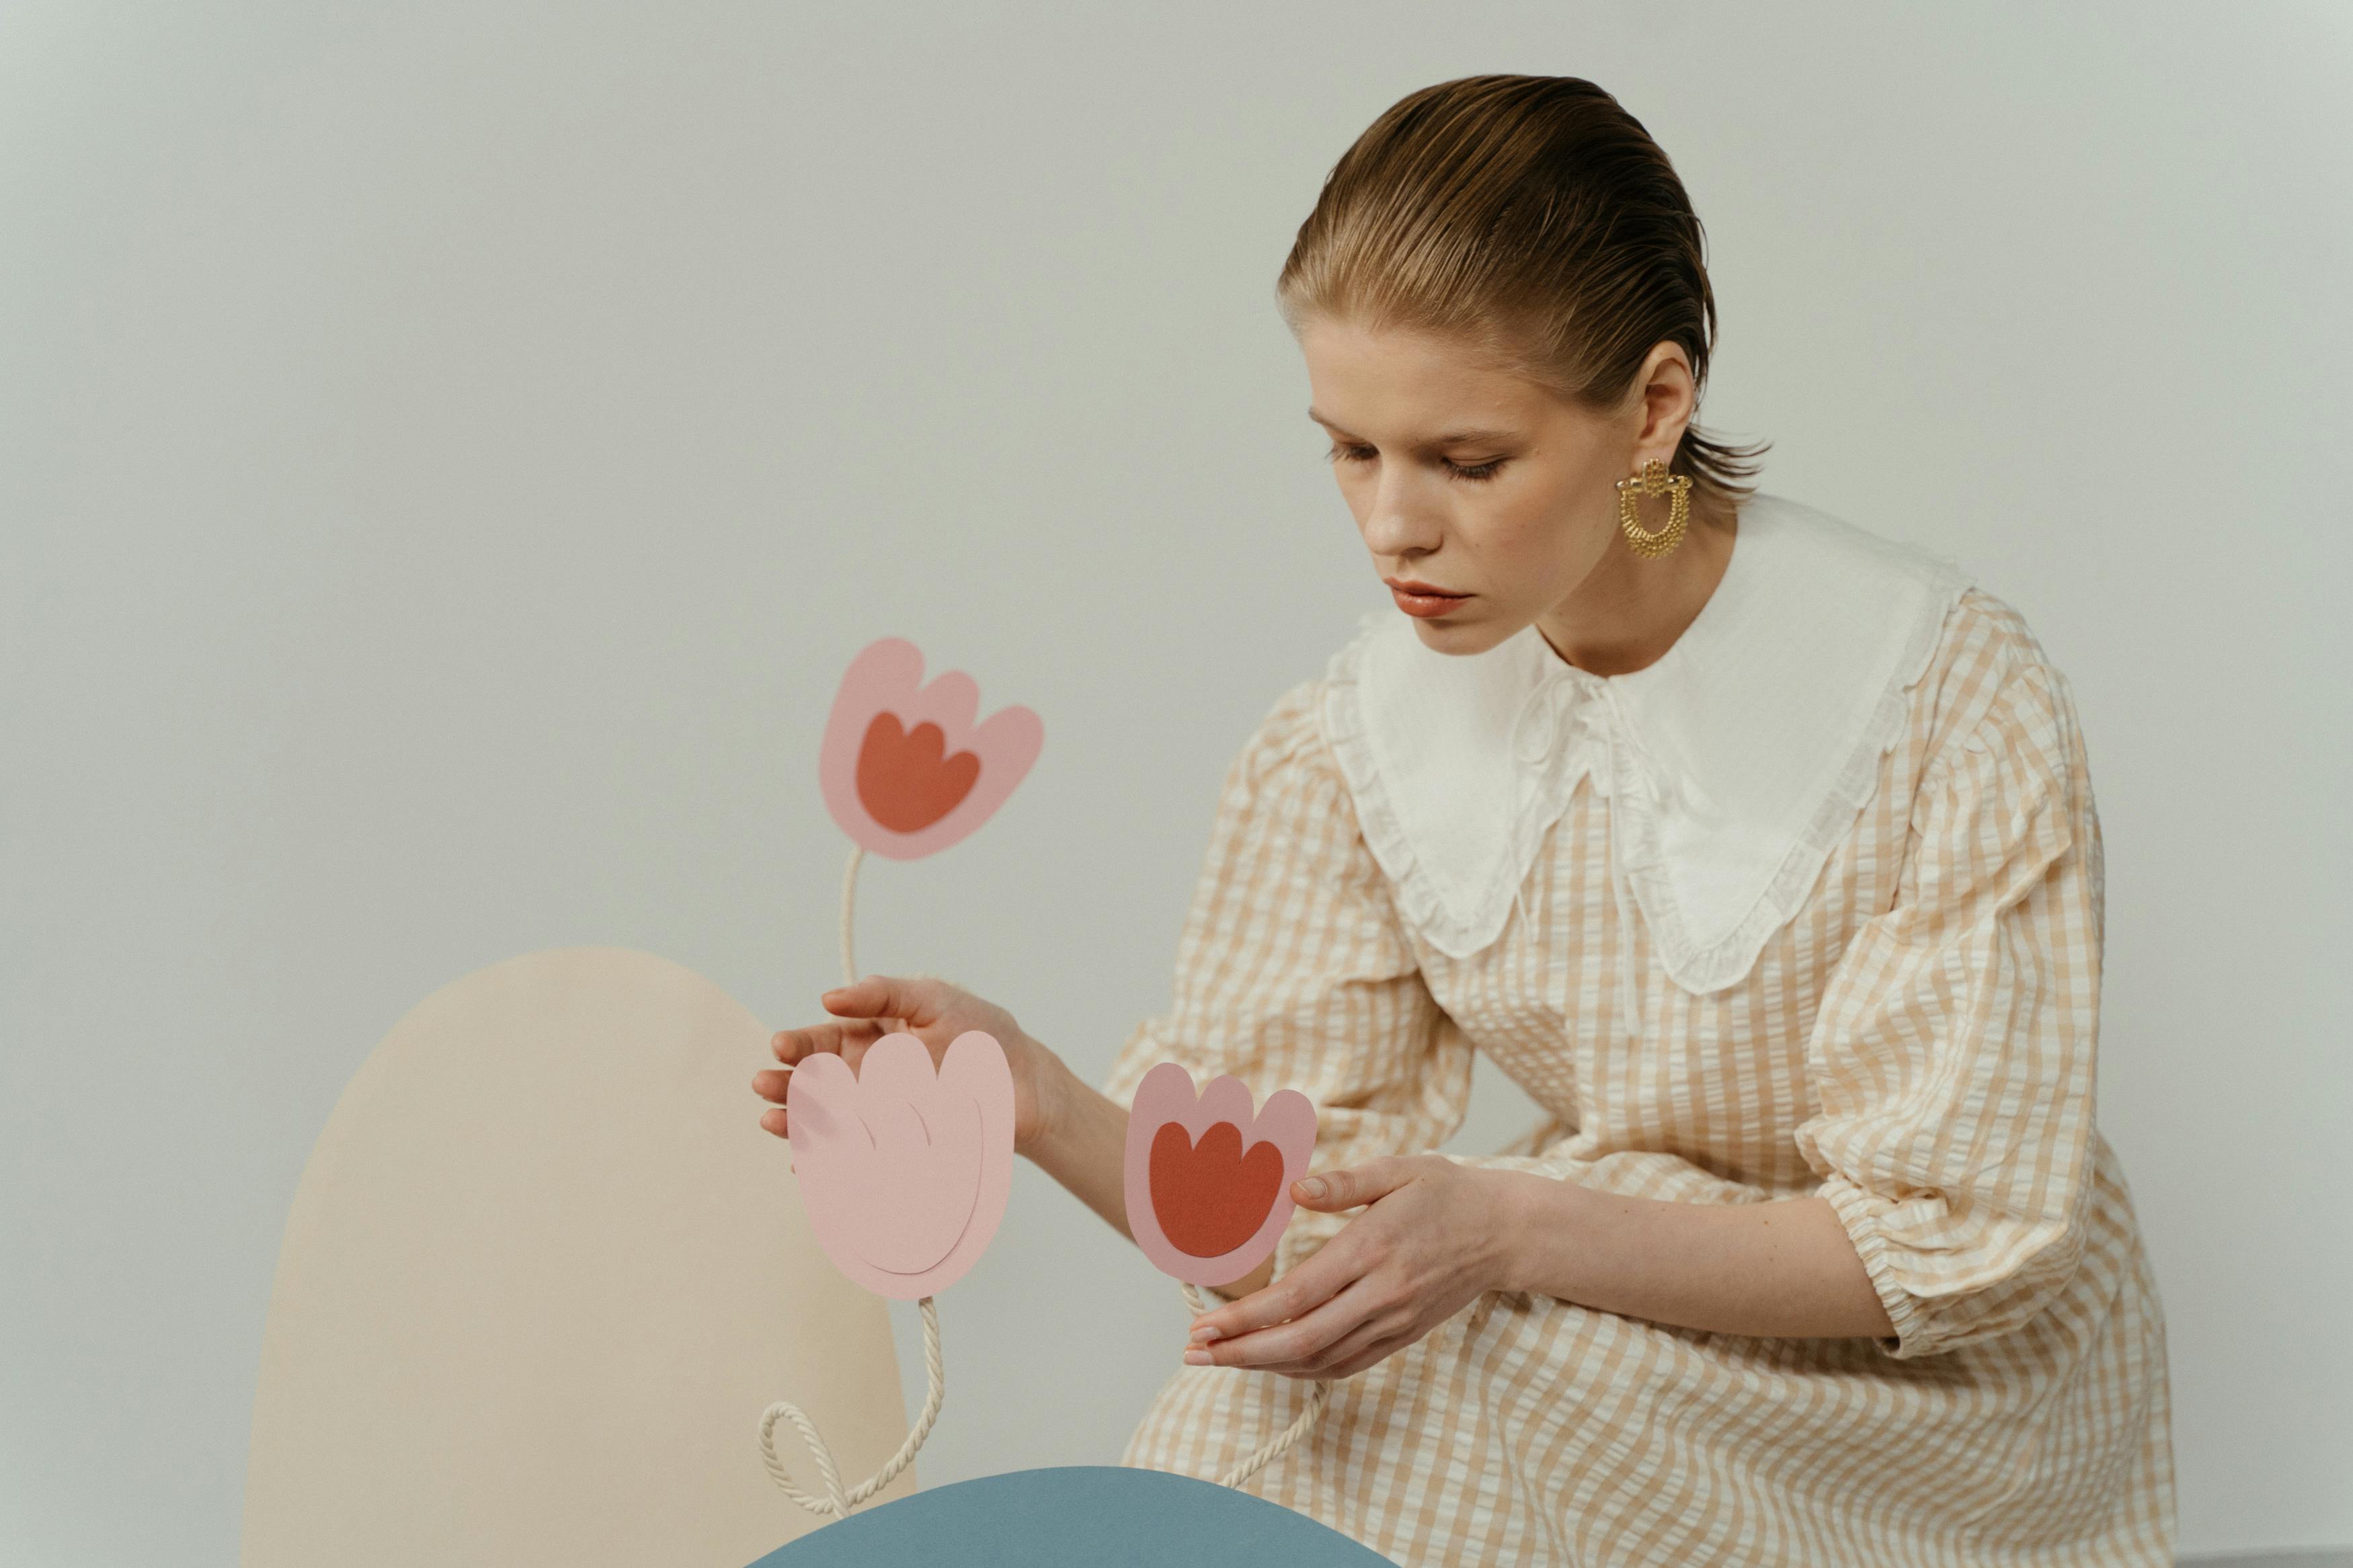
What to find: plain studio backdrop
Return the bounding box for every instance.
[3,3,2348,1565]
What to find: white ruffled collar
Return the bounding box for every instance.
[1318,493,1970,996]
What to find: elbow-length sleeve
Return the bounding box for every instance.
[1099,677,1474,1284]
[1793,608,2106,1360]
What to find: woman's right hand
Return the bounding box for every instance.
[752,973,1070,1159]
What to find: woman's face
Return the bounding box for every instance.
[1295,312,1685,657]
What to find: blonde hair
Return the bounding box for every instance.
[1277,75,1767,525]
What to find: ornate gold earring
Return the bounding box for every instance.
[1615,458,1692,559]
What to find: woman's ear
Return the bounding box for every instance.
[1632,339,1698,454]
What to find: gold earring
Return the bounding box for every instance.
[1616,458,1691,559]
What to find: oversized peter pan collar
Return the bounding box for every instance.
[1317,493,1972,996]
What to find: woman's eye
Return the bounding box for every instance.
[1324,445,1505,483]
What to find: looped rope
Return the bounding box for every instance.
[760,1294,945,1522]
[1181,1280,1331,1491]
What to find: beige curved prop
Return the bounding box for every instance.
[241,947,911,1567]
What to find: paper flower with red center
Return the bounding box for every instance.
[820,637,1043,861]
[785,1029,1015,1301]
[1122,1061,1318,1287]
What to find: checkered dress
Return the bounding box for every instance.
[1101,587,2174,1566]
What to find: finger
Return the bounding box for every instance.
[1305,1324,1416,1382]
[752,1067,791,1104]
[1253,1302,1419,1379]
[819,974,940,1028]
[769,1024,828,1064]
[770,1020,883,1065]
[1290,1155,1423,1212]
[1189,1244,1359,1344]
[758,1106,789,1139]
[1258,1314,1401,1378]
[1193,1276,1387,1371]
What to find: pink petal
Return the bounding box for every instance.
[784,1030,1015,1300]
[1121,1061,1319,1287]
[817,637,1041,861]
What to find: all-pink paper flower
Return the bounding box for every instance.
[785,1030,1015,1301]
[818,637,1043,861]
[1123,1061,1318,1288]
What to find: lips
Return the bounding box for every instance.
[1387,579,1473,618]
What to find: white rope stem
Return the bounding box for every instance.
[760,1294,945,1521]
[1181,1280,1330,1491]
[838,843,865,989]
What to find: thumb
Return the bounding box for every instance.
[1291,1157,1414,1211]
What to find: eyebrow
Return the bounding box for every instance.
[1308,407,1519,448]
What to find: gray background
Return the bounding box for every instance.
[5,3,2348,1564]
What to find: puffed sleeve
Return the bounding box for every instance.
[1099,676,1474,1287]
[1792,602,2104,1360]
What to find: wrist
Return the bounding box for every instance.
[1016,1040,1078,1163]
[1482,1167,1588,1297]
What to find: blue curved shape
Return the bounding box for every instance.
[745,1464,1398,1566]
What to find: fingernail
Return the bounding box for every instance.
[1183,1348,1212,1366]
[1300,1178,1327,1198]
[1188,1325,1221,1344]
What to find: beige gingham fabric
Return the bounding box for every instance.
[1100,587,2175,1566]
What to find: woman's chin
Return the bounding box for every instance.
[1406,612,1513,656]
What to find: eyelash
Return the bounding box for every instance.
[1326,444,1506,483]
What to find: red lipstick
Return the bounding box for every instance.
[1384,576,1472,618]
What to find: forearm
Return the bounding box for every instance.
[1494,1173,1896,1340]
[1023,1051,1138,1245]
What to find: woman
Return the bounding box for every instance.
[753,75,2175,1567]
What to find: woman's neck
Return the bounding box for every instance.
[1534,504,1739,678]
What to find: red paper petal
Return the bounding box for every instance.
[855,712,982,833]
[1148,1120,1286,1258]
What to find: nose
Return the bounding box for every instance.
[1356,467,1445,560]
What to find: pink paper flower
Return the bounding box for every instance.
[1122,1061,1318,1287]
[819,637,1043,861]
[785,1030,1015,1301]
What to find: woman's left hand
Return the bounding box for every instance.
[1182,1154,1524,1381]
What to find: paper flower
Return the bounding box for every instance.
[785,1030,1016,1300]
[1122,1061,1318,1287]
[819,637,1043,861]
